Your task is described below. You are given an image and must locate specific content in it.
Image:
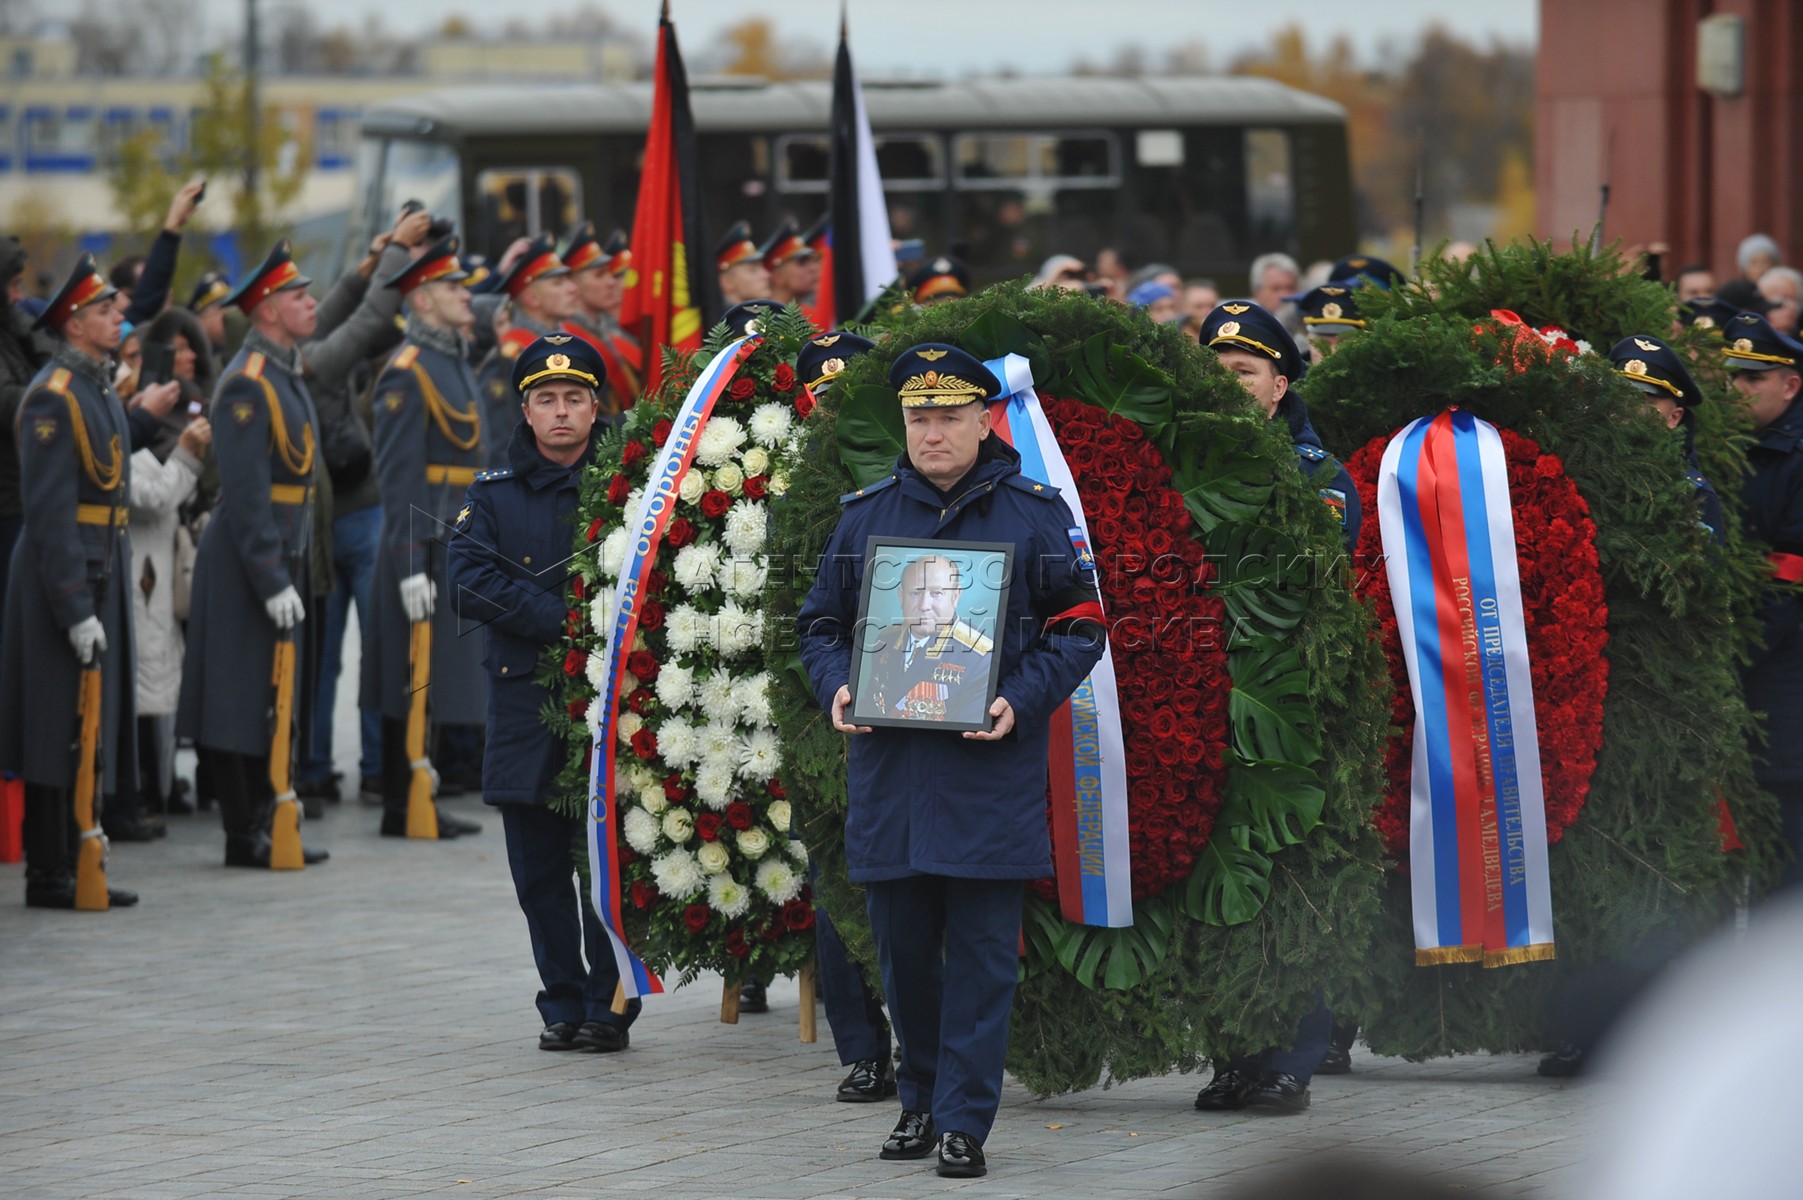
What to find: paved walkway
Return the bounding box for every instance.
[0,623,1603,1199]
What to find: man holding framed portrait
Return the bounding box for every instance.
[798,344,1107,1179]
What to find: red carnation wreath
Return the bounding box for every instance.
[1346,426,1610,856]
[1031,395,1234,901]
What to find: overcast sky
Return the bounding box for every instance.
[194,0,1536,77]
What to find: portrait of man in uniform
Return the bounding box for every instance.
[850,540,1010,733]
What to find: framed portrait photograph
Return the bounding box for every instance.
[847,536,1014,734]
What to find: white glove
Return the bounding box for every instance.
[67,616,106,664]
[264,585,305,631]
[399,572,436,622]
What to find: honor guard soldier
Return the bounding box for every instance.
[0,257,170,907]
[762,217,822,308]
[1721,313,1803,885]
[786,329,897,1096]
[188,270,232,359]
[798,344,1106,1177]
[448,333,639,1051]
[176,241,329,869]
[359,236,487,841]
[716,221,771,306]
[477,235,573,465]
[908,256,971,306]
[560,222,641,413]
[1195,300,1356,1109]
[1296,284,1366,364]
[720,300,782,341]
[1609,335,1726,543]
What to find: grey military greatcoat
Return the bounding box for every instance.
[0,346,137,791]
[358,318,489,725]
[176,332,319,755]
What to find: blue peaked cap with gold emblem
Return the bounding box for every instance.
[1297,284,1365,336]
[1680,297,1739,334]
[1329,254,1403,289]
[887,343,1002,408]
[797,330,875,391]
[1720,310,1803,372]
[720,299,783,339]
[1609,334,1703,410]
[510,332,608,397]
[1200,300,1303,381]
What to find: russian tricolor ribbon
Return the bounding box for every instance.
[1375,409,1555,968]
[587,335,763,998]
[985,354,1133,928]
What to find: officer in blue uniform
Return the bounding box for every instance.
[779,329,898,1096]
[0,257,157,907]
[1295,284,1367,365]
[447,333,640,1052]
[1720,312,1803,886]
[798,344,1106,1177]
[176,241,329,869]
[1609,334,1726,543]
[1194,300,1355,1108]
[361,236,487,840]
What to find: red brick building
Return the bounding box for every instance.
[1537,0,1803,275]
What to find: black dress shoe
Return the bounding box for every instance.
[296,776,341,803]
[1316,1044,1352,1075]
[1537,1044,1587,1077]
[436,810,483,838]
[937,1130,986,1178]
[103,815,160,843]
[837,1057,897,1103]
[380,809,483,839]
[358,776,384,807]
[879,1110,935,1160]
[1247,1071,1311,1113]
[1195,1067,1255,1111]
[739,981,768,1013]
[539,1022,580,1050]
[224,835,330,868]
[574,1020,630,1052]
[24,882,139,909]
[302,797,324,821]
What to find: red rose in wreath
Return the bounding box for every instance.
[700,489,732,519]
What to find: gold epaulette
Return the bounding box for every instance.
[393,345,420,370]
[499,341,522,360]
[244,352,266,381]
[930,620,993,656]
[46,367,72,395]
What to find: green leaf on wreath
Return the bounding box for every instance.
[1065,332,1174,428]
[1207,523,1310,640]
[1167,417,1278,532]
[1219,757,1326,854]
[1053,896,1174,990]
[958,309,1055,387]
[1227,638,1322,766]
[1180,832,1273,926]
[836,383,907,487]
[1018,893,1066,982]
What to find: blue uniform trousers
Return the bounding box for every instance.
[500,804,640,1030]
[302,504,382,784]
[866,875,1022,1143]
[1254,994,1333,1082]
[815,899,890,1065]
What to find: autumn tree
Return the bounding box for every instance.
[106,54,310,296]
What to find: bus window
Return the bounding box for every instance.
[476,168,582,250]
[1243,128,1296,255]
[382,138,462,228]
[953,131,1118,277]
[776,133,942,194]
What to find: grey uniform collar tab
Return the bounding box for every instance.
[242,327,304,376]
[405,314,466,360]
[51,341,113,390]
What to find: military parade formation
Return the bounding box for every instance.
[1,174,1801,1182]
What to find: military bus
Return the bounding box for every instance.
[348,75,1353,289]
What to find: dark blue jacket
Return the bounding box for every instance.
[1741,396,1803,783]
[798,436,1106,882]
[447,422,591,805]
[1282,394,1362,552]
[1686,450,1727,547]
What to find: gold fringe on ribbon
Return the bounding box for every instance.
[1415,944,1485,967]
[1482,943,1556,969]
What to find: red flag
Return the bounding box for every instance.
[621,10,712,398]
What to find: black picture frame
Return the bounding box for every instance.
[847,535,1014,734]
